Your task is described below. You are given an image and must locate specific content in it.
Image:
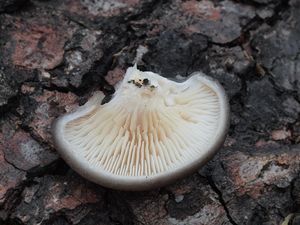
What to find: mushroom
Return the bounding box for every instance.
[52,65,229,190]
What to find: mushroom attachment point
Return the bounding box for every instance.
[52,66,229,191]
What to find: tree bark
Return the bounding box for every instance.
[0,0,300,224]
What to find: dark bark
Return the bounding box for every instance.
[0,0,300,224]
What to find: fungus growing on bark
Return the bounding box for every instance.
[52,65,229,190]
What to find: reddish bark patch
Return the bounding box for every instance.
[11,20,70,70]
[43,179,99,212]
[12,175,103,224]
[0,127,57,171]
[29,90,79,145]
[181,0,221,21]
[225,149,300,198]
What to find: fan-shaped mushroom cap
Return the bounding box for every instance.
[52,66,229,190]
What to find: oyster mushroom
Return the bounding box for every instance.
[52,66,229,190]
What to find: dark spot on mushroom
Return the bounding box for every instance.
[135,83,142,88]
[143,78,149,85]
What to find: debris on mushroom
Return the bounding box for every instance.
[52,65,229,190]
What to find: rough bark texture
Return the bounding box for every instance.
[0,0,300,224]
